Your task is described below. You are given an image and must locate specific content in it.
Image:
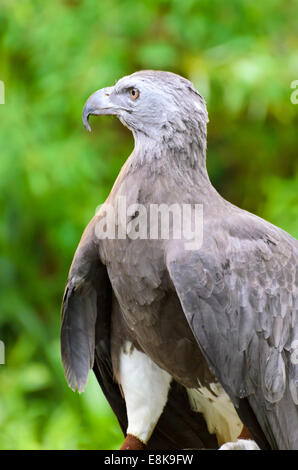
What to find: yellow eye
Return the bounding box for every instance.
[130,88,139,100]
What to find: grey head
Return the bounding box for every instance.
[83,70,209,165]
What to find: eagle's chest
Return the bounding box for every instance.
[104,237,212,389]
[102,235,166,307]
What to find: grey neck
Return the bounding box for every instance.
[127,127,211,188]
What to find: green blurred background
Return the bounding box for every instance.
[0,0,297,450]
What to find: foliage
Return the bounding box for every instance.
[0,0,297,449]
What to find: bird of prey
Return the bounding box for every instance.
[61,70,298,450]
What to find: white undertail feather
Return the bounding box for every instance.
[187,383,243,446]
[119,342,258,448]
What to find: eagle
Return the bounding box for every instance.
[61,70,298,450]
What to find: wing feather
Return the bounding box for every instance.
[167,212,298,448]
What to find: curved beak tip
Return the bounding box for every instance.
[85,120,92,132]
[82,87,115,132]
[82,110,92,132]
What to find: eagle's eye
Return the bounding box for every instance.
[129,88,139,100]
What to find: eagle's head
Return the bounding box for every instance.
[83,70,208,160]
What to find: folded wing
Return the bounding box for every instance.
[167,212,298,449]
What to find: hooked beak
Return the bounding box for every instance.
[82,87,117,132]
